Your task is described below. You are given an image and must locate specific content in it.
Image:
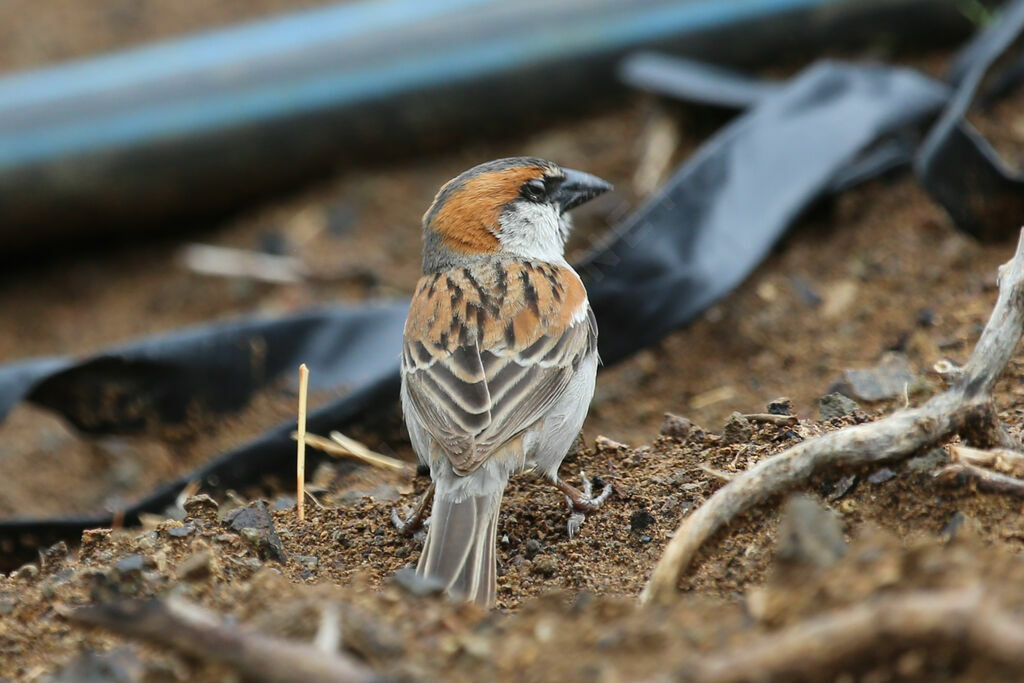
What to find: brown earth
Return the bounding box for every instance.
[2,3,1024,681]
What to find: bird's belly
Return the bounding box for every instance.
[524,352,598,479]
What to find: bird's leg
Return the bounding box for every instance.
[391,481,435,535]
[553,471,613,538]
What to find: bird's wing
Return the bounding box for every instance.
[402,261,597,476]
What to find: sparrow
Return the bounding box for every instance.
[396,157,613,607]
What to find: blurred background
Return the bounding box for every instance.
[0,0,1021,529]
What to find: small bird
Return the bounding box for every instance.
[397,157,613,607]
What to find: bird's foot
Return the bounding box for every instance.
[391,482,435,536]
[554,471,613,539]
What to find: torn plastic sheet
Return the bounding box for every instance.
[0,58,953,557]
[580,60,949,364]
[619,51,940,195]
[0,307,406,558]
[916,0,1024,241]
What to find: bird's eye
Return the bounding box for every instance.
[521,178,547,202]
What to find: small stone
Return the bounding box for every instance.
[941,511,980,542]
[177,551,215,581]
[826,474,858,501]
[167,524,195,538]
[293,555,319,572]
[867,468,897,484]
[629,509,655,533]
[0,598,15,615]
[113,554,145,577]
[819,392,860,420]
[828,352,917,402]
[767,397,793,416]
[532,556,557,577]
[525,539,542,559]
[640,535,652,543]
[660,413,699,439]
[722,412,752,445]
[271,496,297,511]
[183,494,219,524]
[12,563,38,581]
[594,435,628,452]
[46,647,147,683]
[134,531,159,552]
[39,541,70,574]
[776,494,846,568]
[907,448,948,472]
[391,566,444,597]
[227,500,287,563]
[81,528,111,550]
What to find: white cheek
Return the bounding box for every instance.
[497,203,568,263]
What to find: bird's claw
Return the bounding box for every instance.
[390,482,435,536]
[557,470,613,539]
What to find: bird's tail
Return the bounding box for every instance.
[417,485,503,607]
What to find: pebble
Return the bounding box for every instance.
[818,392,860,420]
[177,551,215,581]
[391,566,444,597]
[135,531,159,552]
[227,500,287,562]
[183,494,219,524]
[867,468,897,484]
[293,554,320,572]
[595,435,629,452]
[167,525,195,538]
[906,448,948,472]
[776,494,846,568]
[828,352,917,402]
[660,413,699,439]
[722,412,752,445]
[113,554,145,577]
[525,539,542,559]
[39,541,70,573]
[767,397,793,416]
[532,556,557,577]
[629,509,655,533]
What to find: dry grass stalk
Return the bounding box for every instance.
[292,431,414,476]
[296,363,309,521]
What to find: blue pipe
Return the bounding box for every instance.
[0,0,972,255]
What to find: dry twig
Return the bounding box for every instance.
[742,413,799,426]
[68,597,376,683]
[935,444,1024,496]
[642,229,1024,605]
[936,464,1024,498]
[694,585,1024,682]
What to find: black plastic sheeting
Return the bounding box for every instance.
[3,6,1024,557]
[917,0,1024,241]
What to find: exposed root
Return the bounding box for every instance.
[694,585,1024,682]
[68,597,376,683]
[642,228,1024,605]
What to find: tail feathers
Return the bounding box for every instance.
[417,489,503,607]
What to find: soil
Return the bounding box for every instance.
[2,4,1024,682]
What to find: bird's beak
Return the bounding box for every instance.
[555,168,613,213]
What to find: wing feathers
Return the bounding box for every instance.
[402,260,595,475]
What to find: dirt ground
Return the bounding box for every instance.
[3,3,1024,681]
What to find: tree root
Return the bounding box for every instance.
[68,597,377,683]
[642,228,1024,605]
[694,584,1024,682]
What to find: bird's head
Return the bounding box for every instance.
[421,157,612,273]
